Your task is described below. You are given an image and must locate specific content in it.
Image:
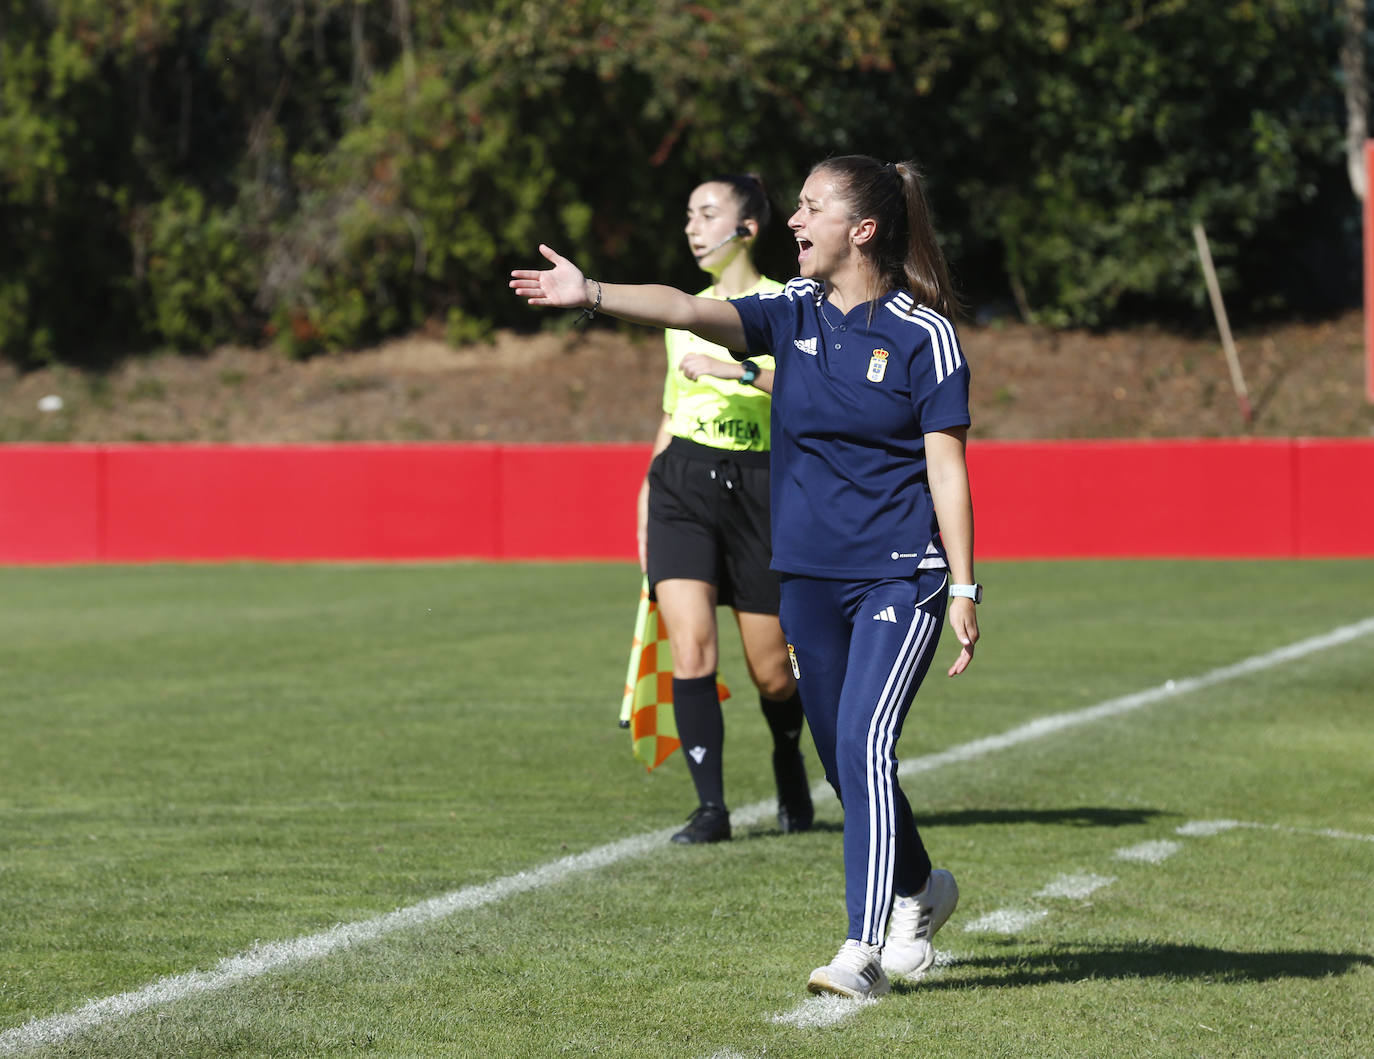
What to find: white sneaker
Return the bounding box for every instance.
[882,868,959,978]
[806,940,890,999]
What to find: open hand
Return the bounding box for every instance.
[509,245,589,309]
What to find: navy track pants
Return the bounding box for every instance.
[780,570,947,945]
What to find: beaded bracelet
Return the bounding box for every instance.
[580,279,603,322]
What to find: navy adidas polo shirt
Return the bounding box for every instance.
[730,278,971,580]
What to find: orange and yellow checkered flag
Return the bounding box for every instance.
[619,578,728,771]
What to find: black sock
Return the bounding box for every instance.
[673,674,725,810]
[761,690,809,805]
[759,690,805,755]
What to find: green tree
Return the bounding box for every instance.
[927,0,1346,324]
[0,0,1359,363]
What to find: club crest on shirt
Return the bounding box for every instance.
[866,348,890,383]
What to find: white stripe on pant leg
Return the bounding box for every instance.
[881,612,937,896]
[862,610,936,942]
[876,612,937,932]
[861,612,919,940]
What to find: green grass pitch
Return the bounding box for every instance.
[1,559,1372,1057]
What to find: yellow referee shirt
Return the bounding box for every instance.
[662,276,783,452]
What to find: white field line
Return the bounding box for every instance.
[1034,872,1116,899]
[959,815,1374,946]
[768,993,879,1030]
[962,907,1051,934]
[765,950,960,1032]
[947,815,1374,944]
[962,873,1118,939]
[939,812,1374,984]
[1177,819,1374,843]
[0,829,681,1055]
[1115,839,1183,863]
[892,615,1374,783]
[5,616,1373,1055]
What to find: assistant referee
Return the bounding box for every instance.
[637,173,812,845]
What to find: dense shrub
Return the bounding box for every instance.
[0,0,1357,364]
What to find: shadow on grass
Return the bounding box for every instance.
[918,807,1170,829]
[732,820,844,842]
[740,806,1166,841]
[901,942,1374,992]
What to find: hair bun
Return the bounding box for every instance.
[705,173,772,231]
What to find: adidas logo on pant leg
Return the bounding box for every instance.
[872,606,897,623]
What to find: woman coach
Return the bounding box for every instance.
[511,154,979,1001]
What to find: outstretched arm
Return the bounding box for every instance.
[510,244,747,351]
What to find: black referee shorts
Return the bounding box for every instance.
[646,436,780,615]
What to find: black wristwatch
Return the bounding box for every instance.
[739,360,760,387]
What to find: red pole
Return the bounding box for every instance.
[1366,140,1374,403]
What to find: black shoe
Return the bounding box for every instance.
[774,748,814,833]
[671,804,731,844]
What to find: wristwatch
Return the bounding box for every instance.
[738,359,760,386]
[949,583,983,604]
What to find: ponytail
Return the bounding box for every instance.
[893,161,957,318]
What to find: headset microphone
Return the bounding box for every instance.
[698,226,752,257]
